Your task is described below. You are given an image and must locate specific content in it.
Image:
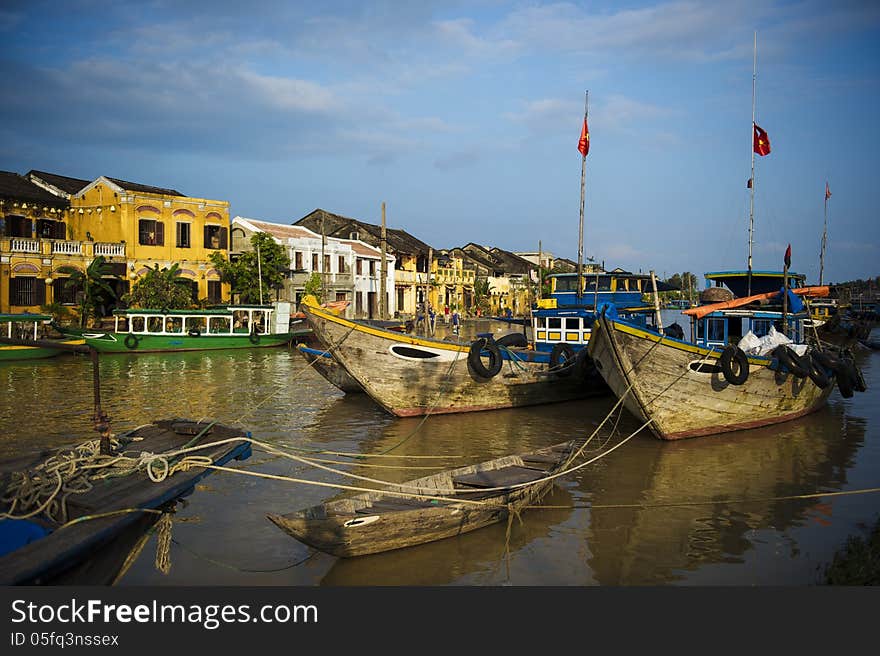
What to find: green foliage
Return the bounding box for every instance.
[210,232,290,304]
[825,518,880,585]
[302,272,323,303]
[123,263,193,310]
[57,256,118,328]
[39,301,72,325]
[663,272,699,301]
[473,276,493,314]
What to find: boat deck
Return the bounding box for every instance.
[0,418,251,585]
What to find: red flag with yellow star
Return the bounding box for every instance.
[578,117,590,157]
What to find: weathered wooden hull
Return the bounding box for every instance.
[268,441,575,557]
[588,314,834,440]
[83,331,302,353]
[302,303,606,416]
[296,344,363,393]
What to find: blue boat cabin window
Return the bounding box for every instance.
[585,276,611,292]
[564,317,580,330]
[697,317,726,345]
[535,316,545,329]
[547,317,562,330]
[555,277,579,293]
[752,318,772,337]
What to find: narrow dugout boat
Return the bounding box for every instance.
[268,439,581,558]
[0,419,252,584]
[300,296,607,417]
[296,343,363,394]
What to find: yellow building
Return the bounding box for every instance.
[67,175,230,305]
[1,169,230,318]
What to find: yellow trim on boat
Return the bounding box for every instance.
[565,332,579,342]
[536,330,546,339]
[548,331,561,340]
[305,302,466,352]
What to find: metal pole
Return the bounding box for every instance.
[819,183,829,286]
[256,242,263,305]
[747,31,757,297]
[577,91,588,304]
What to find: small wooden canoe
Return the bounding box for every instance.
[297,344,364,393]
[267,440,581,558]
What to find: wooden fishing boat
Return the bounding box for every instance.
[0,313,84,361]
[81,304,308,353]
[268,439,581,557]
[300,296,607,417]
[0,418,252,584]
[297,343,363,393]
[587,285,866,440]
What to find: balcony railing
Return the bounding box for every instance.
[94,242,126,257]
[9,238,40,253]
[52,240,83,255]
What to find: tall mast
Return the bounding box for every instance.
[819,182,830,285]
[747,31,757,297]
[577,90,588,304]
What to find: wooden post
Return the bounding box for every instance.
[380,202,387,320]
[320,210,327,303]
[651,270,664,336]
[782,263,789,338]
[537,240,543,302]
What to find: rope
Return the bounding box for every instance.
[155,513,173,574]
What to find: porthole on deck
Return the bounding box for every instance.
[689,360,723,374]
[389,345,441,360]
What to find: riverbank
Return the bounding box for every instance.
[824,515,880,584]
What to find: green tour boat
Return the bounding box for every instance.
[0,314,84,361]
[81,303,308,353]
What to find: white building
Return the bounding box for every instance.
[231,216,395,319]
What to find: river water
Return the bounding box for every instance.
[1,312,877,586]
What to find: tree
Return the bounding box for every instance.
[57,256,118,328]
[123,263,194,310]
[473,277,493,315]
[302,272,323,303]
[210,232,290,304]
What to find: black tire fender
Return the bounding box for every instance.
[249,330,261,344]
[468,337,503,378]
[124,333,139,349]
[550,343,576,376]
[575,347,598,381]
[496,332,528,348]
[772,345,809,378]
[719,345,749,385]
[807,351,831,389]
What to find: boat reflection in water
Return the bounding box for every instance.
[318,389,867,585]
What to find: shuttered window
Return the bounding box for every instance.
[138,219,164,246]
[204,225,228,249]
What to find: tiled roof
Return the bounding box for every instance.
[240,218,317,240]
[0,171,69,205]
[26,170,91,195]
[106,177,185,197]
[295,208,434,255]
[343,240,382,257]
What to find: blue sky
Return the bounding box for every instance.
[1,1,878,284]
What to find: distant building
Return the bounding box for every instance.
[232,216,395,319]
[295,208,431,317]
